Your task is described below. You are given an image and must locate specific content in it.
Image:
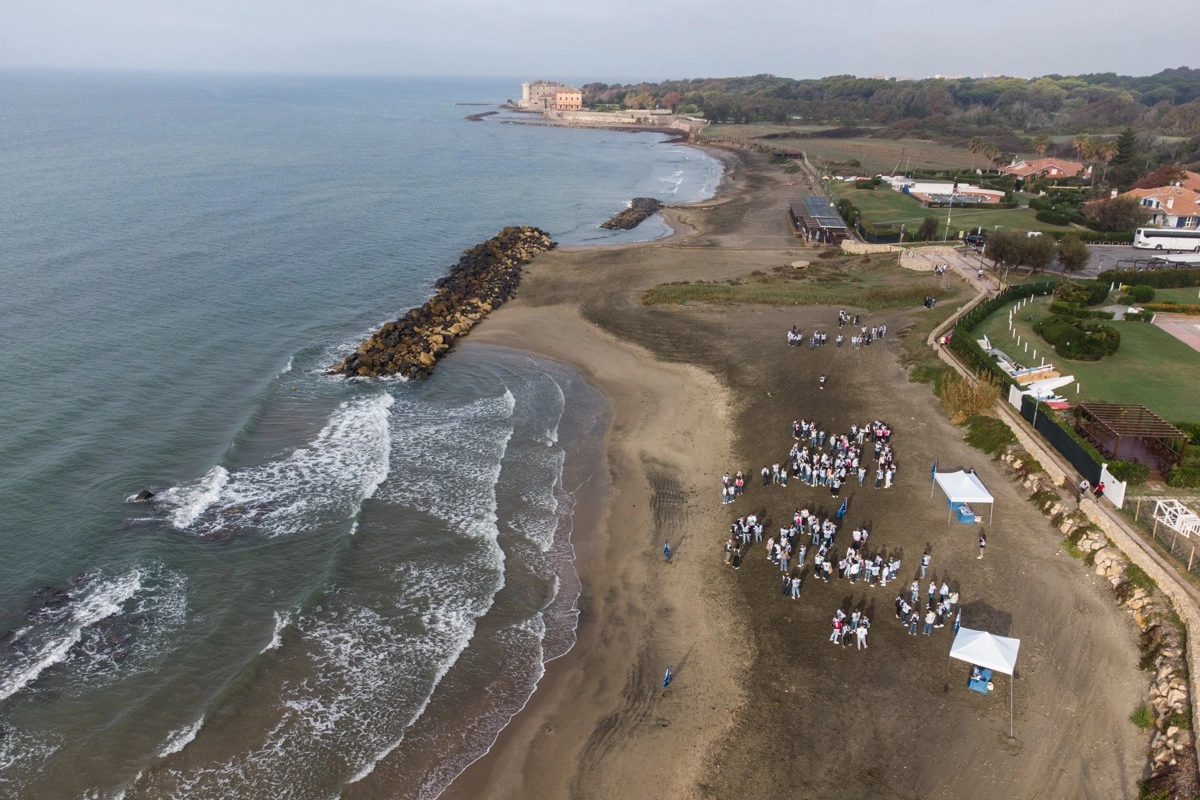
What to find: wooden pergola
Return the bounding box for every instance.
[1075,403,1188,473]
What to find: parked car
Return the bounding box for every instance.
[964,233,986,248]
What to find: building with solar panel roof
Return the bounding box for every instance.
[787,196,851,244]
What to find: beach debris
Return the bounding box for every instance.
[330,226,556,379]
[600,197,663,230]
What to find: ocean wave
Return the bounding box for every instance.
[378,389,514,542]
[260,610,293,654]
[156,393,393,538]
[158,717,204,757]
[140,564,500,799]
[0,565,186,703]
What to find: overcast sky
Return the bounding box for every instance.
[3,0,1196,82]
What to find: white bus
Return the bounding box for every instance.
[1134,227,1200,252]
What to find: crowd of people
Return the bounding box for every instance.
[707,312,980,662]
[746,418,901,498]
[896,577,961,636]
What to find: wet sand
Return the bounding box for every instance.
[446,146,1148,799]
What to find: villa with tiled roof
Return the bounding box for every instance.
[1118,184,1200,229]
[1000,157,1088,180]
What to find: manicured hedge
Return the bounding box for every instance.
[1140,302,1200,315]
[1127,285,1156,303]
[1033,315,1121,360]
[1100,268,1200,288]
[1036,209,1072,226]
[1049,301,1114,320]
[1055,280,1111,307]
[946,281,1056,385]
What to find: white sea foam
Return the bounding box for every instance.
[279,356,293,375]
[260,610,293,654]
[157,393,393,538]
[159,717,204,757]
[0,569,144,702]
[0,725,62,794]
[159,466,229,529]
[379,389,514,542]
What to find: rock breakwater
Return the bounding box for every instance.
[600,197,663,230]
[330,226,555,379]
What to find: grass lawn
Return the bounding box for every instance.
[975,294,1200,423]
[1140,287,1200,304]
[701,123,846,141]
[643,252,969,311]
[828,185,1075,236]
[781,138,982,174]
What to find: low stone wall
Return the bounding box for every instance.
[839,240,897,255]
[1075,521,1200,798]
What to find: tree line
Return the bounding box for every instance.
[582,69,1200,160]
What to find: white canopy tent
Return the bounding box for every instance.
[932,470,994,524]
[948,627,1021,737]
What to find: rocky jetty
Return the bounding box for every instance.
[600,197,663,230]
[330,226,555,379]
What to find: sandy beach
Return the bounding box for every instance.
[445,146,1149,799]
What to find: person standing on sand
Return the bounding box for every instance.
[920,552,931,578]
[857,620,869,650]
[910,580,920,604]
[978,533,987,559]
[923,609,936,636]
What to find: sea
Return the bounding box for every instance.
[0,72,722,799]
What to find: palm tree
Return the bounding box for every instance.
[983,143,1000,172]
[968,137,983,170]
[1073,135,1094,183]
[1032,135,1049,157]
[1096,141,1119,186]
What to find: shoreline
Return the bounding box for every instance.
[439,140,1146,800]
[437,145,750,800]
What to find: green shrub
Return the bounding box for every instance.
[1125,311,1155,322]
[1174,422,1200,445]
[1130,703,1154,730]
[1033,315,1120,361]
[1049,301,1114,320]
[1036,209,1072,226]
[1055,280,1110,307]
[1107,460,1150,486]
[1127,285,1156,303]
[1168,466,1200,488]
[963,415,1017,455]
[1125,563,1157,592]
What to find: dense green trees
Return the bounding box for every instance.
[580,69,1200,139]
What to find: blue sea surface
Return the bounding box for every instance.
[0,72,721,799]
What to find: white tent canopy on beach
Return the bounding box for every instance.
[949,626,1022,738]
[949,627,1020,675]
[932,469,994,524]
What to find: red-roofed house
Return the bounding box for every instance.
[1181,171,1200,193]
[1001,157,1088,180]
[1118,185,1200,229]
